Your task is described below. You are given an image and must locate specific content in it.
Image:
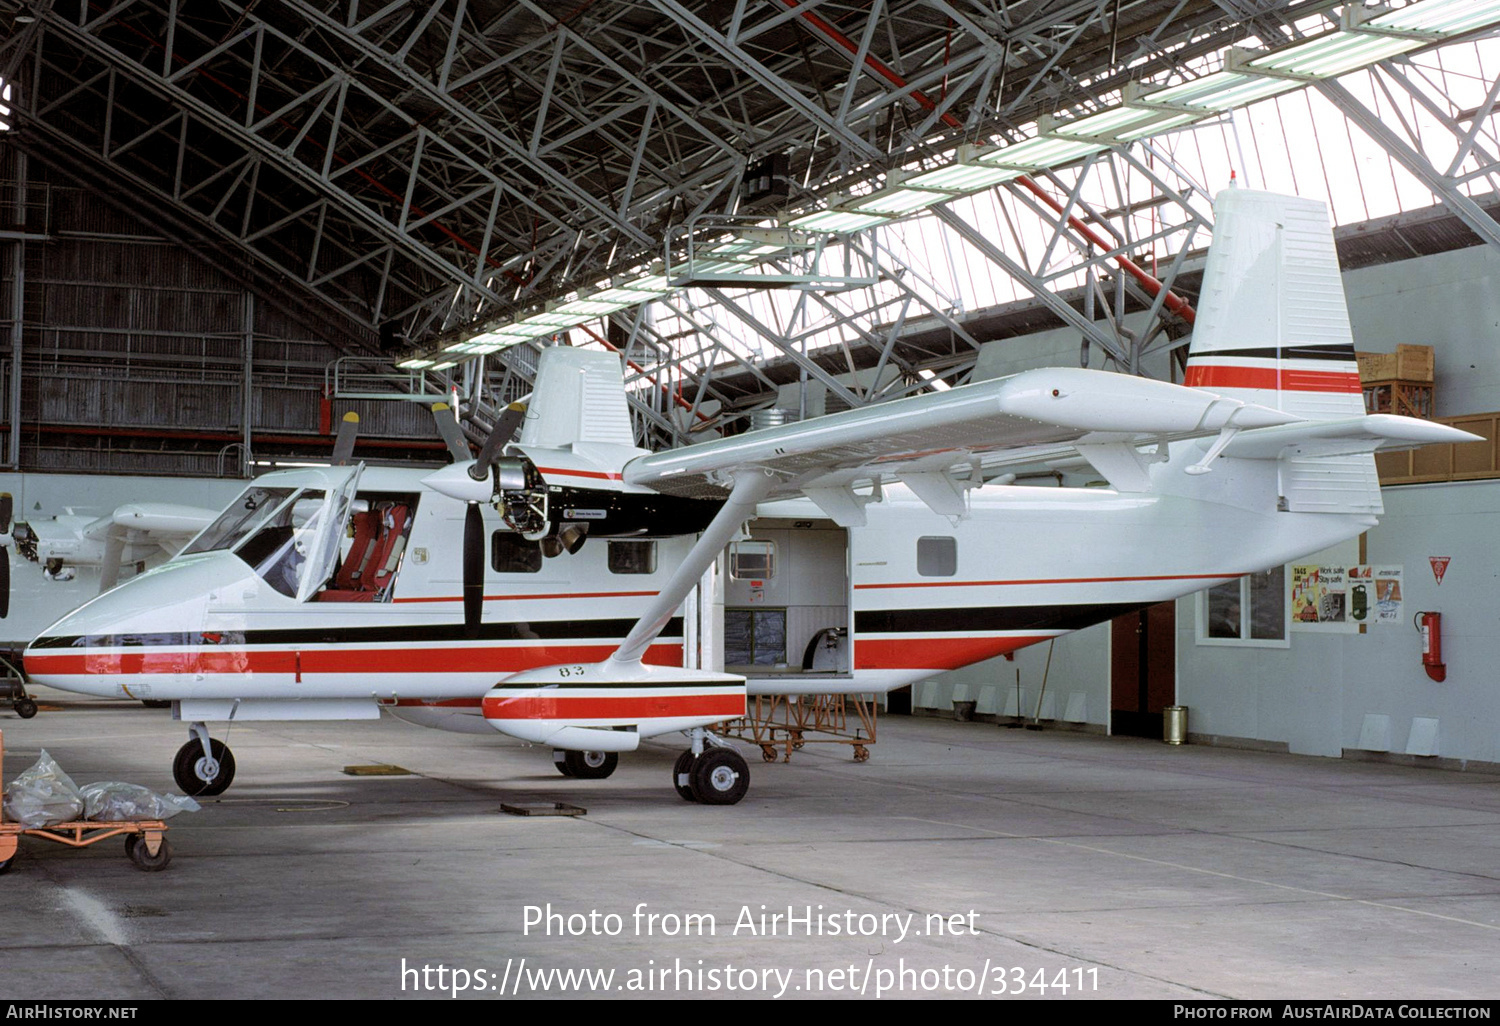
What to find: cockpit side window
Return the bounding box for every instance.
[182,487,296,555]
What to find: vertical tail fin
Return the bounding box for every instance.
[518,346,636,449]
[1184,188,1364,422]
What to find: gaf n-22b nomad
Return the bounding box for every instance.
[22,189,1476,805]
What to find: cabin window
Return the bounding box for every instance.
[491,532,542,574]
[724,608,787,667]
[729,539,776,580]
[917,536,957,577]
[608,540,657,575]
[1198,566,1288,648]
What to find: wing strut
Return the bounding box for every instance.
[608,468,778,667]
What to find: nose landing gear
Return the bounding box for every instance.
[173,723,236,796]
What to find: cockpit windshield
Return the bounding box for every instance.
[231,490,329,598]
[181,487,297,555]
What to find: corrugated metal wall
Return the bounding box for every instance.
[1,163,445,476]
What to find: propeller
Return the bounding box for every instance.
[330,412,360,465]
[430,401,528,638]
[0,491,11,619]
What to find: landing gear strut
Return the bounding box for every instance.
[172,722,236,797]
[673,730,749,805]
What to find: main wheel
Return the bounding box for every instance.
[672,751,697,802]
[563,750,618,780]
[14,698,36,719]
[125,834,172,872]
[0,857,11,875]
[689,748,749,806]
[172,738,236,797]
[553,749,575,777]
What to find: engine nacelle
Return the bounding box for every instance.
[481,662,747,750]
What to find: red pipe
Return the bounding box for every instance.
[778,0,1196,324]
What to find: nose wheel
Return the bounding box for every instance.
[173,724,236,796]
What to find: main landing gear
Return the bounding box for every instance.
[173,722,236,797]
[673,730,749,806]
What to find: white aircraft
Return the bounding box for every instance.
[20,188,1478,805]
[0,498,218,677]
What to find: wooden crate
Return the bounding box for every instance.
[1362,379,1434,419]
[1356,344,1433,383]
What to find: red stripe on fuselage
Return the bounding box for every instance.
[855,572,1242,590]
[24,643,684,677]
[855,635,1050,670]
[393,590,659,604]
[534,466,623,481]
[482,693,744,721]
[1183,365,1361,393]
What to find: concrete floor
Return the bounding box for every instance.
[3,689,1499,1001]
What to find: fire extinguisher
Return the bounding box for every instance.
[1414,611,1446,682]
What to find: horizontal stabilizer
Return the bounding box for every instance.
[1218,415,1482,461]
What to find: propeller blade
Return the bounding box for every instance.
[330,412,360,465]
[0,491,11,534]
[469,401,527,481]
[99,524,128,594]
[431,403,471,462]
[0,544,9,619]
[463,503,484,638]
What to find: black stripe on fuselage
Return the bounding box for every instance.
[856,603,1148,635]
[1196,344,1356,361]
[31,617,685,650]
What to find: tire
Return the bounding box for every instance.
[672,751,697,802]
[689,748,749,806]
[563,750,618,780]
[0,858,11,875]
[14,698,36,719]
[172,738,236,797]
[553,749,575,777]
[125,834,172,872]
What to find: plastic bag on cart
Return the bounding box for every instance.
[80,782,201,822]
[2,749,85,827]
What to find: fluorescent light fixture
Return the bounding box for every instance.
[1242,31,1421,79]
[1113,111,1202,140]
[594,285,665,303]
[906,161,1024,191]
[918,368,951,392]
[555,298,633,316]
[618,273,671,292]
[1133,70,1301,111]
[1363,0,1500,37]
[520,311,585,328]
[429,360,457,371]
[705,241,787,259]
[499,320,565,338]
[847,186,957,216]
[786,209,893,233]
[977,135,1107,169]
[452,340,514,354]
[396,358,434,369]
[1046,105,1164,139]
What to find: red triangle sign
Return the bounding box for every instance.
[1430,556,1451,585]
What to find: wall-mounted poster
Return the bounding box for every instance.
[1349,564,1403,625]
[1291,564,1356,633]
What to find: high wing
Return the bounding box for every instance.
[622,367,1297,520]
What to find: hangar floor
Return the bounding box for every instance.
[2,691,1498,1001]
